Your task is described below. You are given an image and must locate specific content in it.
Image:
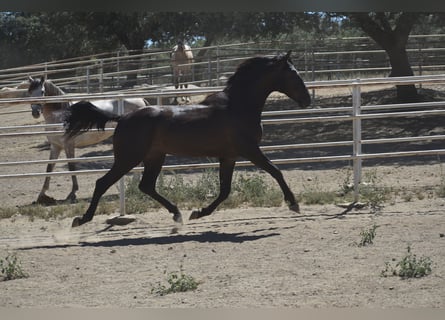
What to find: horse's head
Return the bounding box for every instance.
[28,76,46,118]
[275,51,311,108]
[176,40,185,51]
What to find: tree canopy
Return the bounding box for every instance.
[1,12,444,101]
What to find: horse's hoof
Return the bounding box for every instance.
[66,194,77,204]
[72,216,82,228]
[289,203,300,213]
[173,213,183,224]
[37,194,57,206]
[189,210,201,220]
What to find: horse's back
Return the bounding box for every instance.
[114,103,239,157]
[91,98,147,114]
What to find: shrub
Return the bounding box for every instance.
[357,224,378,247]
[381,245,432,279]
[151,269,199,296]
[0,253,28,281]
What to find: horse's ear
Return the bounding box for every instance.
[28,76,33,83]
[40,75,46,83]
[285,51,292,60]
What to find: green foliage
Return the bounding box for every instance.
[231,172,282,207]
[151,269,199,296]
[0,253,28,281]
[357,224,378,247]
[381,246,433,279]
[436,164,445,198]
[360,170,392,212]
[0,207,18,219]
[125,170,283,213]
[299,177,339,205]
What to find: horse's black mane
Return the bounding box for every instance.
[224,54,285,96]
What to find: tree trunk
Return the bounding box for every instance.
[349,13,420,103]
[386,46,419,102]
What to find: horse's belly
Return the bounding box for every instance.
[158,132,237,158]
[74,131,113,148]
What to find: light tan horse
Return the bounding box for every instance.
[171,41,194,103]
[27,76,149,205]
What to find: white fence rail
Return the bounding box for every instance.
[2,35,445,93]
[1,75,445,213]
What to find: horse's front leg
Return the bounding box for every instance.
[36,143,61,205]
[189,158,235,220]
[242,146,299,213]
[64,140,78,203]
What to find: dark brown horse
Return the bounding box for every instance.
[64,52,311,227]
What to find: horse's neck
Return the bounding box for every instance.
[42,82,69,123]
[44,81,65,96]
[226,84,272,118]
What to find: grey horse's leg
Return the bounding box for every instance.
[64,141,78,203]
[37,143,62,205]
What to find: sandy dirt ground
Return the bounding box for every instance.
[0,88,444,307]
[0,199,444,307]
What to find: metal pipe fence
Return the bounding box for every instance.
[1,75,445,213]
[2,36,445,93]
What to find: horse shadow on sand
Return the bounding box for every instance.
[17,229,280,251]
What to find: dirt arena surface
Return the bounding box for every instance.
[0,87,444,307]
[0,198,444,307]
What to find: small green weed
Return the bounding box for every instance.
[18,204,47,221]
[436,160,445,198]
[151,269,199,296]
[0,253,28,281]
[381,245,432,279]
[357,224,378,247]
[230,172,282,207]
[299,177,338,205]
[436,176,445,198]
[0,207,18,219]
[360,170,392,212]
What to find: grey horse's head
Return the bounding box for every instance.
[28,76,46,119]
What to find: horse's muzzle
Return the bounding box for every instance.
[31,105,41,118]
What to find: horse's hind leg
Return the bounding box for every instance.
[72,159,139,227]
[36,144,61,205]
[138,155,183,224]
[189,158,236,220]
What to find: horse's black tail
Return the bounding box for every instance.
[64,101,121,138]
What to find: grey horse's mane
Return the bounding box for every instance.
[44,80,66,96]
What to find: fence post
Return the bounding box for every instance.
[99,59,104,93]
[117,96,126,216]
[116,51,120,89]
[86,66,90,94]
[157,89,163,105]
[208,57,212,86]
[352,79,362,202]
[216,45,220,86]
